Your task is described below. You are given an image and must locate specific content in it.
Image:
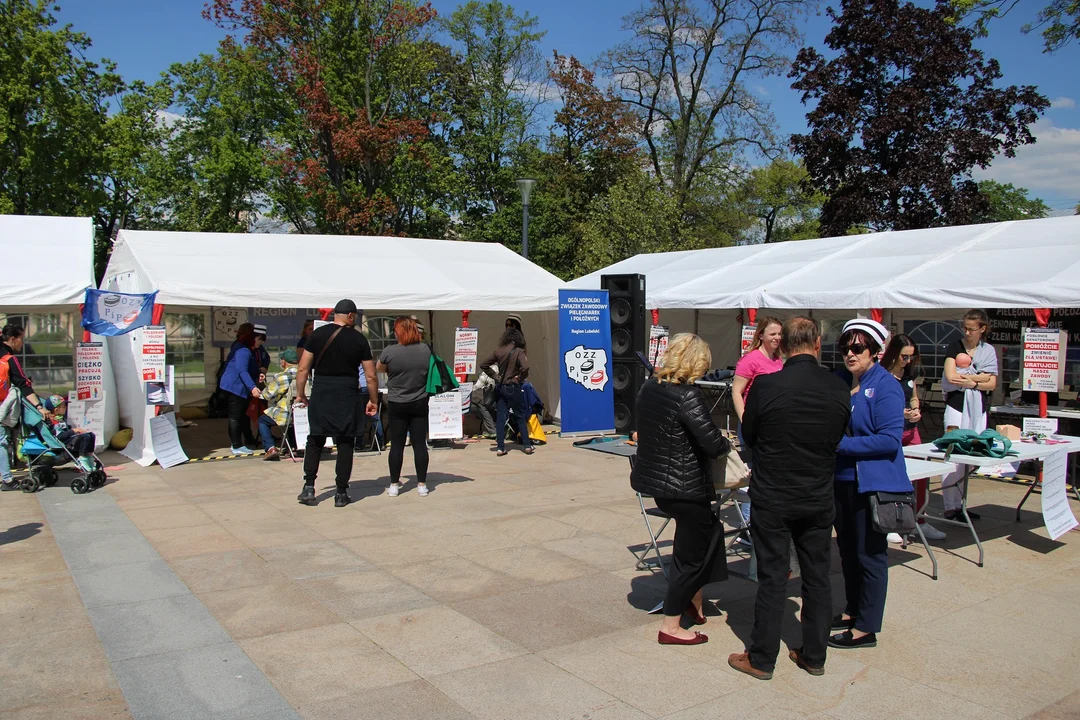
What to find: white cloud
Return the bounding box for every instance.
[155,110,184,128]
[973,119,1080,202]
[754,84,770,97]
[1051,96,1076,109]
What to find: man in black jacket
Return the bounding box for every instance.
[728,316,850,680]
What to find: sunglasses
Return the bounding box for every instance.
[840,343,868,356]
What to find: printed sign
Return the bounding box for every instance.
[741,325,756,356]
[428,391,464,440]
[558,289,615,435]
[291,405,332,449]
[146,366,175,406]
[453,328,480,375]
[212,307,326,347]
[149,411,189,469]
[459,382,473,414]
[649,325,669,368]
[1041,450,1079,540]
[65,391,106,450]
[139,325,167,382]
[1022,327,1067,393]
[1023,417,1059,436]
[987,308,1080,346]
[75,342,104,402]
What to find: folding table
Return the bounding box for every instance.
[695,380,734,430]
[899,458,958,580]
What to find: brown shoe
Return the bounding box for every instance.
[263,447,280,462]
[727,652,772,680]
[789,648,825,676]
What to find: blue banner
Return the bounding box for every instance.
[211,307,325,348]
[559,289,615,435]
[81,289,158,336]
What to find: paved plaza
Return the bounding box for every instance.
[2,430,1080,719]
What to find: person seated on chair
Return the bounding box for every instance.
[260,348,303,462]
[470,364,498,439]
[41,395,97,473]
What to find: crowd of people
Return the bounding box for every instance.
[631,309,998,678]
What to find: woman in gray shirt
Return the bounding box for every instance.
[377,317,433,497]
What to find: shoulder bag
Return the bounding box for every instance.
[870,491,917,534]
[710,450,750,490]
[313,326,344,372]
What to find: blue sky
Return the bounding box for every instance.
[55,0,1080,210]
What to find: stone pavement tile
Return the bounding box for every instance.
[1028,690,1080,720]
[373,504,467,531]
[111,641,299,720]
[240,623,417,707]
[353,605,526,678]
[413,520,527,555]
[434,495,527,521]
[540,506,642,534]
[0,548,72,588]
[480,514,580,544]
[124,503,215,531]
[141,522,245,558]
[255,540,371,580]
[482,488,582,511]
[853,627,1075,719]
[0,576,95,635]
[1021,563,1080,601]
[198,498,290,524]
[388,556,520,603]
[660,685,826,720]
[168,549,286,594]
[451,587,623,653]
[0,691,130,719]
[0,522,56,555]
[973,587,1080,637]
[54,531,160,570]
[112,490,189,512]
[430,654,650,720]
[542,533,649,571]
[464,545,598,586]
[541,623,753,717]
[72,558,190,608]
[337,530,456,567]
[199,581,340,640]
[45,508,137,541]
[0,625,123,709]
[535,571,662,630]
[297,679,477,720]
[227,516,315,548]
[291,508,396,540]
[87,594,232,663]
[299,567,438,621]
[922,607,1080,668]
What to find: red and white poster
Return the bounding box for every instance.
[649,325,670,367]
[75,342,105,401]
[1022,327,1067,393]
[140,325,167,382]
[453,327,479,375]
[740,325,756,356]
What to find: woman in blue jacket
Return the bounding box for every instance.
[218,327,263,455]
[831,318,911,650]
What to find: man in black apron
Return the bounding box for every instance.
[294,299,378,507]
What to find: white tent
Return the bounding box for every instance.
[571,216,1080,310]
[0,215,119,449]
[101,229,564,465]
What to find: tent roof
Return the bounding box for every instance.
[570,216,1080,309]
[104,230,564,311]
[0,215,93,310]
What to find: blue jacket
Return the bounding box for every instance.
[834,362,912,494]
[219,346,258,398]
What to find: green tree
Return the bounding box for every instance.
[973,180,1050,221]
[735,158,824,243]
[949,1,1080,53]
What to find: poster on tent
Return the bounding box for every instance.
[75,342,105,402]
[66,391,105,448]
[429,391,464,439]
[558,289,615,435]
[740,325,756,355]
[454,328,479,375]
[649,325,669,368]
[212,307,324,347]
[1022,327,1067,393]
[137,325,166,382]
[146,366,175,406]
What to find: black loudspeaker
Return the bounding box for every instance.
[602,273,647,434]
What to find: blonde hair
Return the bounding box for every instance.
[654,333,711,385]
[750,316,783,354]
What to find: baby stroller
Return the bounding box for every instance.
[16,398,106,494]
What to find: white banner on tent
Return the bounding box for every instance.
[149,412,188,469]
[429,391,463,440]
[139,325,167,382]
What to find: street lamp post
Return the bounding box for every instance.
[516,178,536,260]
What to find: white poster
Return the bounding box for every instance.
[1023,327,1067,393]
[212,307,248,345]
[146,366,175,406]
[459,382,473,414]
[139,325,167,382]
[649,325,670,367]
[741,325,756,356]
[453,328,480,376]
[1041,450,1079,540]
[75,342,104,402]
[65,391,106,450]
[291,405,332,450]
[1023,417,1059,436]
[429,391,464,440]
[313,319,330,331]
[149,412,189,469]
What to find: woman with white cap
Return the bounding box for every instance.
[830,318,911,650]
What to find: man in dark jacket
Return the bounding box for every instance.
[728,316,850,680]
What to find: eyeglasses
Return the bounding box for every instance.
[840,343,867,356]
[900,354,915,362]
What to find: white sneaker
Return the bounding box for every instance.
[417,484,429,497]
[387,483,400,497]
[232,446,254,456]
[887,532,904,544]
[919,523,947,541]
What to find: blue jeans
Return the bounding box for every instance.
[258,414,279,452]
[495,383,531,452]
[0,426,12,483]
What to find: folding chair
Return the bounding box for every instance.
[632,491,673,578]
[277,412,299,462]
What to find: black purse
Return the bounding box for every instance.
[869,491,917,534]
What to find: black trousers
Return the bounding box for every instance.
[388,398,429,484]
[226,393,251,448]
[495,383,531,451]
[748,504,834,672]
[65,432,96,456]
[302,435,354,493]
[654,498,726,616]
[834,481,889,634]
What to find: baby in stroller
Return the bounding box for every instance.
[42,395,98,473]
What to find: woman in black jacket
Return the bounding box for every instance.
[631,333,731,645]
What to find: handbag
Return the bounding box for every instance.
[425,346,459,395]
[869,491,917,534]
[932,428,1014,458]
[710,450,750,490]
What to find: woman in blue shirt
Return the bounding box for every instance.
[831,319,911,650]
[219,327,263,455]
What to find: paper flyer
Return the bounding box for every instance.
[149,412,188,469]
[428,391,464,440]
[1041,450,1079,540]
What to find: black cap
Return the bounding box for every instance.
[333,299,358,314]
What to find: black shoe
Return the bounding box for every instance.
[828,630,877,649]
[334,492,352,507]
[0,480,18,492]
[831,614,855,631]
[944,509,980,522]
[297,485,317,505]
